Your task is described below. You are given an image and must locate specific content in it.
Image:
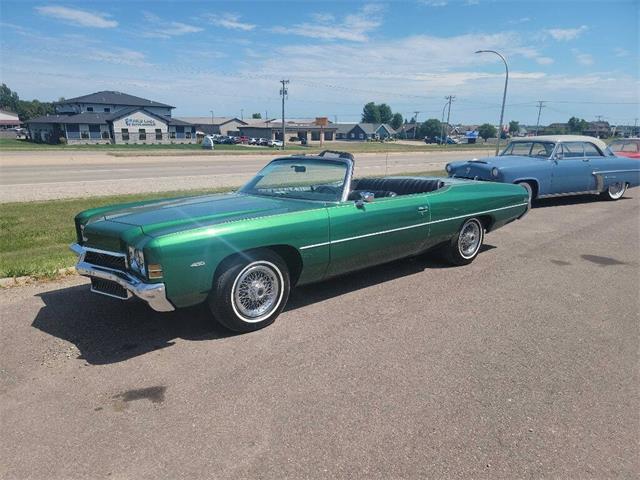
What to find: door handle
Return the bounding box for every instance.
[417,206,428,212]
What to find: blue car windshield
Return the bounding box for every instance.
[501,141,555,158]
[240,158,349,202]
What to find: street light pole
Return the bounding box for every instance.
[475,50,509,155]
[209,110,214,134]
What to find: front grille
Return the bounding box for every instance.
[84,250,126,271]
[90,278,129,299]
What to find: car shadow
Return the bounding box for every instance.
[32,245,495,365]
[532,194,632,208]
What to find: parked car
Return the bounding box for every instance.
[70,151,529,332]
[201,135,216,150]
[258,138,269,146]
[220,136,234,144]
[239,136,249,144]
[248,137,258,145]
[445,135,640,202]
[268,139,284,148]
[609,138,640,159]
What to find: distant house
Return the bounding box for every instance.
[543,123,569,135]
[397,123,418,138]
[238,118,337,142]
[0,109,20,130]
[583,121,611,138]
[347,123,396,140]
[335,123,357,140]
[25,90,195,144]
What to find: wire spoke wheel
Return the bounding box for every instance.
[232,263,281,322]
[458,219,482,259]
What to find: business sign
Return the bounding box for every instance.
[125,117,156,127]
[315,117,329,127]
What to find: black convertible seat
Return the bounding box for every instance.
[351,177,444,196]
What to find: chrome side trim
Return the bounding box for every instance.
[299,202,528,250]
[537,190,599,198]
[70,244,174,312]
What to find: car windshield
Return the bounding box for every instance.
[240,158,349,202]
[500,141,555,158]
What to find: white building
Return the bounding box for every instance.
[26,91,195,144]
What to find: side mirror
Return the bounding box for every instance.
[355,191,375,208]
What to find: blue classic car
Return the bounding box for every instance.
[445,135,640,202]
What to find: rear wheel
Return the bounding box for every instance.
[600,182,627,201]
[444,218,484,266]
[208,250,290,333]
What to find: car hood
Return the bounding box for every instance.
[449,155,544,170]
[90,193,321,238]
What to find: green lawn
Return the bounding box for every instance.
[0,137,492,154]
[0,168,444,279]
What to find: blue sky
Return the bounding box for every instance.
[0,0,638,125]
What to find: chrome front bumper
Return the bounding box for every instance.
[70,243,175,312]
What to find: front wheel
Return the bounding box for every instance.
[443,218,485,266]
[208,250,290,333]
[600,182,627,201]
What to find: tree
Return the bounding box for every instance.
[251,113,262,119]
[0,84,19,112]
[419,118,442,139]
[508,120,520,135]
[361,102,381,123]
[567,116,588,134]
[390,113,403,130]
[378,103,393,124]
[0,84,54,120]
[478,123,497,141]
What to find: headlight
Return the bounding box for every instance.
[128,246,145,275]
[445,164,452,173]
[491,167,500,177]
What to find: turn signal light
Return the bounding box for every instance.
[147,264,163,279]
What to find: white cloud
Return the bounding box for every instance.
[508,17,531,25]
[35,5,118,28]
[419,0,448,6]
[272,4,383,42]
[614,47,629,57]
[544,25,588,41]
[91,48,150,67]
[207,13,255,31]
[536,56,554,65]
[575,53,594,66]
[141,12,203,38]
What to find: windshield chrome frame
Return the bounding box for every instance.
[240,155,354,204]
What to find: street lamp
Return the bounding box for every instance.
[209,110,214,135]
[475,50,509,155]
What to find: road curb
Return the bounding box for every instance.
[0,267,77,288]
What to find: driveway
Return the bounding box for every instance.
[1,192,638,479]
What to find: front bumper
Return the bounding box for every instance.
[70,243,175,312]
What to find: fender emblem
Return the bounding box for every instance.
[465,167,471,174]
[190,261,206,267]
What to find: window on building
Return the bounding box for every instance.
[185,131,192,139]
[170,131,176,139]
[155,129,162,140]
[102,131,110,140]
[104,108,110,113]
[81,130,89,139]
[359,133,364,139]
[139,129,146,140]
[86,107,93,112]
[121,128,129,141]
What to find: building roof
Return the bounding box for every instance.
[354,123,396,135]
[26,108,193,126]
[177,116,247,126]
[335,123,357,134]
[56,91,174,108]
[0,109,20,119]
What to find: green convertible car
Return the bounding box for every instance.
[71,151,529,332]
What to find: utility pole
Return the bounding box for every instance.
[280,79,289,149]
[534,100,545,135]
[444,96,455,149]
[240,109,244,121]
[209,110,214,134]
[412,111,420,139]
[634,118,638,136]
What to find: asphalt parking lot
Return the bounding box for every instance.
[1,191,638,479]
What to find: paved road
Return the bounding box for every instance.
[1,192,638,479]
[0,150,489,202]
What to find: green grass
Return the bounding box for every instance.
[0,137,492,154]
[0,187,228,278]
